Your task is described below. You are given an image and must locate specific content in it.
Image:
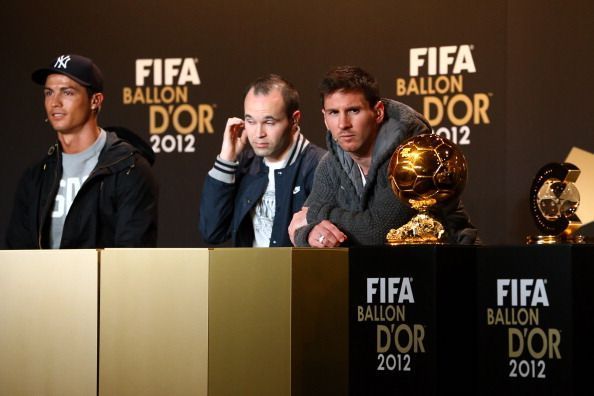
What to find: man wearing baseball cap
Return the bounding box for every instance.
[5,54,158,248]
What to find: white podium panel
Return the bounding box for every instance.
[0,250,98,396]
[99,249,209,396]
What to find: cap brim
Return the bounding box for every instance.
[31,68,92,88]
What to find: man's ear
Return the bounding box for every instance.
[321,109,329,130]
[374,101,385,124]
[291,110,302,129]
[91,93,104,111]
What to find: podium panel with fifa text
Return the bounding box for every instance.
[348,245,477,395]
[476,245,594,395]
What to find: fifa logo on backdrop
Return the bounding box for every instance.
[135,58,201,86]
[122,57,216,154]
[395,44,493,145]
[409,45,476,76]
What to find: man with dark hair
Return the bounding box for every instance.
[5,54,158,249]
[199,74,325,247]
[289,66,478,247]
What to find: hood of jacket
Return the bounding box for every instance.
[105,126,156,166]
[43,128,154,178]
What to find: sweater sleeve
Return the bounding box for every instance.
[308,163,416,245]
[293,155,338,247]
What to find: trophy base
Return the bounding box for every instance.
[526,234,586,245]
[386,213,445,246]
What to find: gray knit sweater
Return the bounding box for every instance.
[294,99,479,246]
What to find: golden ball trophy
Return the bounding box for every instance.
[527,162,585,244]
[386,133,467,245]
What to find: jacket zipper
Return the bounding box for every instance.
[37,146,134,249]
[38,144,60,249]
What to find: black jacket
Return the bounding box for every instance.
[5,130,158,249]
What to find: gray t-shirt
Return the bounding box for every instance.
[49,129,107,248]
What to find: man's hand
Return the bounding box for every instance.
[289,207,309,245]
[220,117,248,162]
[308,220,347,248]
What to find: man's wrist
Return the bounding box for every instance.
[219,152,237,162]
[216,154,239,166]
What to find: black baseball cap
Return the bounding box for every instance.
[32,54,104,92]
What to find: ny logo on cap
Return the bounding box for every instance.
[54,55,71,69]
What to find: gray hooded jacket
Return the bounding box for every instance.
[294,98,478,246]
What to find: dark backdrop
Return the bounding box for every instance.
[1,0,592,247]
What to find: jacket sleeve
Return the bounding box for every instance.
[198,156,241,244]
[5,167,38,249]
[199,175,239,244]
[112,156,159,247]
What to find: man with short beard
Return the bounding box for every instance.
[200,74,325,247]
[289,66,478,247]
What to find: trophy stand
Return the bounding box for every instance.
[386,199,445,245]
[526,234,585,245]
[526,162,585,244]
